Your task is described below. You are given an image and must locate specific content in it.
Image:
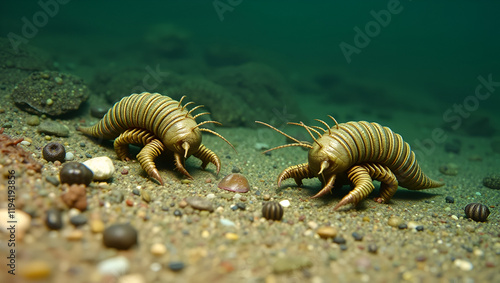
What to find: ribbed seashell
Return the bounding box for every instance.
[464,203,490,222]
[262,202,284,221]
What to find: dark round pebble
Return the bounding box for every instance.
[69,214,88,226]
[85,153,92,158]
[261,202,284,221]
[59,162,94,186]
[236,202,246,210]
[445,196,455,203]
[45,176,60,186]
[102,223,138,250]
[416,225,424,232]
[168,261,185,271]
[42,142,66,162]
[132,188,140,196]
[174,209,182,217]
[90,105,110,119]
[79,142,85,147]
[368,244,378,254]
[231,166,240,173]
[464,203,490,222]
[415,255,427,262]
[398,223,408,230]
[352,232,363,241]
[45,209,63,230]
[333,236,346,245]
[482,175,500,190]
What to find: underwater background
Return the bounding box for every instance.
[1,1,499,282]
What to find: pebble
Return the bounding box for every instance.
[66,229,84,241]
[90,219,105,233]
[174,210,182,217]
[416,225,424,232]
[332,236,346,245]
[279,199,290,208]
[185,196,214,212]
[20,140,31,146]
[45,175,60,186]
[225,232,239,240]
[352,232,364,241]
[0,208,31,238]
[206,193,215,199]
[38,121,70,137]
[387,215,403,227]
[454,259,473,271]
[255,142,269,150]
[445,196,455,203]
[218,173,250,193]
[26,115,40,126]
[103,223,138,250]
[263,194,271,201]
[220,218,236,227]
[65,152,74,161]
[20,261,51,280]
[142,191,151,203]
[83,156,115,180]
[97,256,130,276]
[439,163,459,176]
[482,174,500,190]
[316,226,338,239]
[45,209,63,230]
[168,261,185,271]
[70,214,88,226]
[150,243,167,256]
[398,223,408,230]
[368,244,378,253]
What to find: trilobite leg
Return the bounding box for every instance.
[311,174,337,199]
[114,128,158,161]
[192,144,221,174]
[277,163,315,187]
[174,153,194,180]
[137,139,166,185]
[364,163,398,203]
[334,165,375,210]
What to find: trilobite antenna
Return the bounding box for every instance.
[255,121,301,143]
[288,122,322,139]
[255,121,313,153]
[192,112,210,120]
[197,127,237,153]
[181,101,195,111]
[315,119,331,135]
[187,105,205,117]
[299,121,322,148]
[177,96,186,107]
[328,115,340,130]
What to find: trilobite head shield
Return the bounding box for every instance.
[162,118,202,158]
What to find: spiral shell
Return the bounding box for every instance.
[262,202,284,221]
[464,203,490,222]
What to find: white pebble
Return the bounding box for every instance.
[451,215,458,220]
[279,200,290,207]
[20,140,31,146]
[233,193,241,200]
[454,259,473,271]
[65,152,74,161]
[475,192,481,196]
[307,221,318,230]
[83,156,115,180]
[444,207,451,212]
[0,209,31,238]
[220,218,236,227]
[97,256,130,276]
[254,142,269,150]
[206,193,215,199]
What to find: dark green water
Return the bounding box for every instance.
[1,0,499,118]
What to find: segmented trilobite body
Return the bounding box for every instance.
[79,92,234,184]
[317,121,441,190]
[257,118,444,210]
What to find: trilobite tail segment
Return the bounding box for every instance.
[277,163,315,187]
[333,163,398,210]
[193,144,221,175]
[395,150,444,190]
[113,128,166,185]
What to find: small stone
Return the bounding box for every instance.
[121,168,128,175]
[38,121,70,137]
[97,256,130,276]
[0,208,31,239]
[454,259,473,271]
[220,218,236,227]
[70,214,88,226]
[168,261,185,272]
[90,219,105,233]
[255,142,269,150]
[416,225,424,232]
[398,223,408,230]
[362,216,370,222]
[332,236,346,245]
[206,193,215,199]
[46,175,60,186]
[316,226,338,239]
[65,152,74,161]
[368,244,378,254]
[263,194,271,201]
[439,163,459,176]
[279,200,290,208]
[178,200,188,208]
[19,261,51,280]
[218,173,250,193]
[225,232,239,240]
[185,196,214,212]
[150,243,167,256]
[26,115,40,126]
[174,209,182,217]
[83,156,115,180]
[60,184,87,211]
[482,174,500,190]
[236,202,246,210]
[45,209,63,230]
[445,196,455,203]
[103,223,138,250]
[352,232,363,241]
[387,215,403,227]
[142,191,151,203]
[66,229,84,241]
[231,166,241,173]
